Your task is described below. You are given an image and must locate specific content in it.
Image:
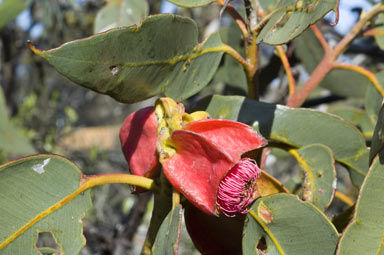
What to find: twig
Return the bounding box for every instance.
[334,190,354,207]
[311,25,331,54]
[286,3,384,107]
[215,0,249,39]
[363,28,384,37]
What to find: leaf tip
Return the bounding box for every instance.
[27,41,41,55]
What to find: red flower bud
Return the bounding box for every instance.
[119,106,159,178]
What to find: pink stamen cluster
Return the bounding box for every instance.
[216,158,261,217]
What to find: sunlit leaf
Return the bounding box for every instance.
[256,0,338,45]
[152,204,183,255]
[166,0,213,8]
[0,86,35,155]
[336,156,384,254]
[290,144,336,210]
[295,29,372,97]
[30,15,224,103]
[0,155,92,254]
[243,193,338,255]
[94,0,148,33]
[258,170,289,196]
[0,0,26,29]
[200,95,369,186]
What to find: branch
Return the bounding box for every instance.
[363,28,384,37]
[216,0,249,39]
[287,3,384,107]
[334,190,354,207]
[221,44,253,73]
[311,25,331,54]
[333,3,384,59]
[83,173,156,190]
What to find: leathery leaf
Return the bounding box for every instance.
[243,193,338,255]
[152,204,183,255]
[337,155,384,254]
[289,144,336,210]
[256,0,338,45]
[0,155,92,254]
[30,14,224,103]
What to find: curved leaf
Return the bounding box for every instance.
[166,0,213,8]
[256,0,338,45]
[0,155,92,254]
[152,204,183,255]
[94,0,149,33]
[337,156,384,255]
[295,29,371,97]
[200,95,369,186]
[0,86,35,155]
[258,171,289,196]
[30,15,224,103]
[243,209,278,255]
[0,0,26,29]
[244,193,338,255]
[290,144,336,210]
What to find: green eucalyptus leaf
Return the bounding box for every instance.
[152,204,183,255]
[200,95,369,186]
[166,0,213,8]
[365,72,384,121]
[291,144,336,210]
[243,211,278,255]
[0,86,35,155]
[0,0,26,29]
[329,107,375,136]
[30,15,224,103]
[215,22,247,94]
[336,156,384,255]
[244,193,338,255]
[0,155,92,254]
[94,0,149,33]
[295,29,371,97]
[259,0,279,12]
[374,13,384,50]
[256,0,338,45]
[369,103,384,164]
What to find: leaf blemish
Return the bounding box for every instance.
[32,158,51,174]
[109,65,119,75]
[258,201,273,224]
